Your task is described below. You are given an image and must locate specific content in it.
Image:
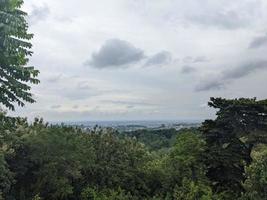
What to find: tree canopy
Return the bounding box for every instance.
[0,0,39,110]
[201,97,267,198]
[0,98,267,199]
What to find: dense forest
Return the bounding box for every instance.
[1,0,267,200]
[1,98,267,200]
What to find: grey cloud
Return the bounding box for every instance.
[187,11,247,30]
[183,56,208,64]
[196,60,267,91]
[102,100,157,107]
[144,51,172,67]
[193,56,209,63]
[249,34,267,49]
[183,56,193,63]
[28,5,50,25]
[77,82,93,90]
[223,60,267,79]
[61,82,102,100]
[195,79,225,91]
[72,105,79,109]
[47,74,62,83]
[62,88,100,100]
[87,39,145,68]
[54,16,73,23]
[181,65,196,74]
[51,105,61,109]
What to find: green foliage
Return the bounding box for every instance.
[82,130,150,197]
[81,187,133,200]
[161,131,209,197]
[2,119,93,199]
[0,116,151,199]
[0,150,13,197]
[241,145,267,200]
[32,195,42,200]
[173,178,213,200]
[169,131,205,174]
[1,97,267,199]
[207,97,267,143]
[121,128,199,151]
[121,128,179,151]
[201,97,267,198]
[0,0,39,110]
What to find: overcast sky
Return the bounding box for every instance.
[10,0,267,122]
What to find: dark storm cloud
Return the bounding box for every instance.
[86,39,145,68]
[249,34,267,49]
[28,5,50,25]
[196,60,267,91]
[144,51,172,67]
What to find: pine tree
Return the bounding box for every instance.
[0,0,39,110]
[201,97,267,198]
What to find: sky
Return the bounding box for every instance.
[9,0,267,122]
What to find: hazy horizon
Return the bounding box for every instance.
[49,119,204,124]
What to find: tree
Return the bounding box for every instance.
[169,132,206,183]
[0,151,13,199]
[164,131,211,198]
[241,145,267,200]
[173,178,213,200]
[0,0,39,110]
[4,119,95,200]
[201,97,267,198]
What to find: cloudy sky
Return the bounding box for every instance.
[10,0,267,122]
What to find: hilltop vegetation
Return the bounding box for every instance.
[1,0,267,199]
[1,98,267,200]
[119,127,199,151]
